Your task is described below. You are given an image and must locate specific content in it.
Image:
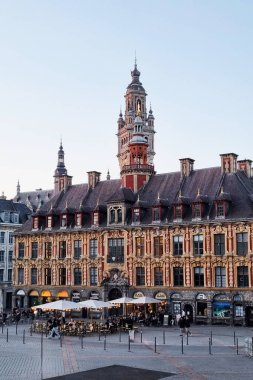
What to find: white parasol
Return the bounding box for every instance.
[32,299,80,311]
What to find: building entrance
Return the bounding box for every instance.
[108,288,122,301]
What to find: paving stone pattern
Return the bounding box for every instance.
[0,324,253,379]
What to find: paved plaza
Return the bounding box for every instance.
[0,323,253,379]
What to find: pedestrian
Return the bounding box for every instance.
[178,315,186,335]
[185,316,192,335]
[48,318,60,339]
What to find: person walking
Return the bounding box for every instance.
[178,315,186,335]
[185,316,192,335]
[48,317,60,339]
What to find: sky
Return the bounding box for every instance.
[1,0,253,199]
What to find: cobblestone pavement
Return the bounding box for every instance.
[0,323,253,379]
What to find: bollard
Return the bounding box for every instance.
[210,330,213,345]
[16,322,18,335]
[237,338,239,355]
[6,328,8,343]
[128,335,131,352]
[140,330,143,343]
[104,336,106,351]
[234,331,236,345]
[40,333,43,380]
[186,331,189,345]
[154,337,157,353]
[1,324,3,334]
[81,336,84,349]
[98,330,101,341]
[23,329,26,344]
[30,326,33,336]
[163,330,165,344]
[209,337,212,355]
[181,335,184,354]
[119,328,121,342]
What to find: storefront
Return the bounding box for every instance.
[170,293,182,316]
[41,290,52,304]
[195,293,208,323]
[28,290,39,307]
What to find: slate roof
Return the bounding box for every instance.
[0,199,31,224]
[16,165,253,234]
[13,189,53,212]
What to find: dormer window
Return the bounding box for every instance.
[47,216,52,228]
[4,212,9,223]
[216,203,225,218]
[76,213,82,227]
[193,204,201,219]
[174,205,182,220]
[33,217,39,229]
[61,214,67,228]
[153,207,160,222]
[132,208,140,223]
[109,206,123,224]
[93,211,99,226]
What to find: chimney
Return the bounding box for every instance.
[87,171,101,189]
[237,159,252,177]
[179,158,195,177]
[220,153,238,174]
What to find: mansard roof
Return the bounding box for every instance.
[16,164,253,233]
[13,189,53,212]
[0,199,31,224]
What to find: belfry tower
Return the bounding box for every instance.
[118,63,155,192]
[54,141,72,193]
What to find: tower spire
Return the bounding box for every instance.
[53,140,72,193]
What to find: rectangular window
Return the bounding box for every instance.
[108,238,124,263]
[8,269,12,282]
[18,242,25,259]
[0,232,5,244]
[33,217,39,229]
[217,203,225,217]
[89,239,98,258]
[8,251,13,263]
[76,213,82,226]
[47,216,52,228]
[215,266,226,287]
[59,268,66,285]
[193,235,204,255]
[173,235,183,256]
[237,266,249,287]
[93,212,99,225]
[136,237,144,257]
[74,268,82,285]
[4,212,9,223]
[45,268,51,285]
[154,236,163,257]
[214,234,225,256]
[136,267,145,286]
[194,267,204,286]
[0,251,4,262]
[174,205,182,219]
[236,233,248,256]
[173,267,184,286]
[153,207,160,222]
[90,267,97,285]
[61,215,67,227]
[9,233,13,244]
[45,242,52,259]
[154,267,163,286]
[0,269,3,282]
[31,242,38,259]
[133,208,140,223]
[18,268,24,284]
[74,240,82,259]
[59,241,66,259]
[193,204,201,219]
[31,268,37,285]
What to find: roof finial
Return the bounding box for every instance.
[179,189,182,198]
[197,188,200,197]
[220,186,224,194]
[157,192,160,200]
[17,180,20,195]
[106,170,111,180]
[137,194,140,202]
[65,200,68,209]
[134,50,137,68]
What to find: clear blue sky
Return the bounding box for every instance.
[1,0,253,199]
